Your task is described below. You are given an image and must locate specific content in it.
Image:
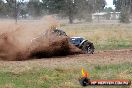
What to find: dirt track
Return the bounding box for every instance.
[0,49,132,73]
[34,48,132,66]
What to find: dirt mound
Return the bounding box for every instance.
[0,17,82,61]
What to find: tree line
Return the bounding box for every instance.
[113,0,132,23]
[0,0,106,23]
[0,0,132,23]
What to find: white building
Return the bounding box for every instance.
[109,12,120,20]
[92,12,121,22]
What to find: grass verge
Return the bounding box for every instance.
[62,24,132,50]
[0,62,131,88]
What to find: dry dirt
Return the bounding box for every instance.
[32,48,132,66]
[0,49,131,74]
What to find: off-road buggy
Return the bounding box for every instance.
[52,29,95,54]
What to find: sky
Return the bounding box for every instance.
[105,0,115,9]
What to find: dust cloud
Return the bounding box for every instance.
[0,16,81,61]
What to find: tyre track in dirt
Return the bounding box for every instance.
[0,49,131,74]
[33,48,132,65]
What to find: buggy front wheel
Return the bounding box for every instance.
[81,41,94,54]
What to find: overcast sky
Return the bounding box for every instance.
[105,0,115,9]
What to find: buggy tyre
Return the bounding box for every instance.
[81,41,94,54]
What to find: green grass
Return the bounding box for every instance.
[0,63,131,88]
[95,37,132,50]
[62,24,132,50]
[95,43,132,50]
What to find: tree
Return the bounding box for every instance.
[76,0,106,22]
[41,0,106,23]
[113,0,132,23]
[17,1,28,19]
[5,0,16,17]
[28,0,43,17]
[104,7,114,12]
[42,0,77,23]
[0,0,7,17]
